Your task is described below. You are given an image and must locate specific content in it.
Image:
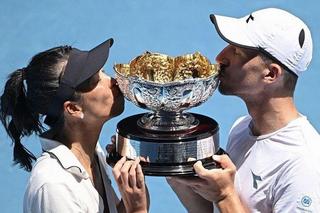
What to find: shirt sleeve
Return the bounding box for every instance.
[272,156,320,213]
[28,182,85,213]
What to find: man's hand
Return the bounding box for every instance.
[191,154,237,203]
[167,155,249,213]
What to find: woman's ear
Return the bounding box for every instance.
[264,63,283,83]
[63,101,84,119]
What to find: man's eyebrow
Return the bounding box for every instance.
[242,47,259,57]
[236,47,249,56]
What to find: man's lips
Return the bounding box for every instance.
[218,69,225,78]
[218,64,226,78]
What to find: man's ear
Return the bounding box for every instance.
[63,101,83,119]
[264,63,283,83]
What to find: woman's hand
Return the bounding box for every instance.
[106,135,122,167]
[106,135,116,154]
[113,157,148,213]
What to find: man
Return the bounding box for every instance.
[168,8,320,212]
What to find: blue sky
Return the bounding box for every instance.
[0,1,319,212]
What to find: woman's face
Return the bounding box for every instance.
[79,70,124,123]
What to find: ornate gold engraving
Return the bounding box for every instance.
[114,51,218,83]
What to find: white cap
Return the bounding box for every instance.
[210,8,313,76]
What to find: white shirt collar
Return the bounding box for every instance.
[40,137,90,179]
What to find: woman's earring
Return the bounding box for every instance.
[80,113,84,119]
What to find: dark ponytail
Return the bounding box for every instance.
[1,68,42,171]
[0,46,72,171]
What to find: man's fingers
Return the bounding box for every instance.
[212,154,236,171]
[194,160,210,178]
[187,157,196,162]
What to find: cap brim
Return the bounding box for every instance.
[210,14,256,49]
[80,38,114,85]
[44,38,114,123]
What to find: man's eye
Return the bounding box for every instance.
[234,49,241,56]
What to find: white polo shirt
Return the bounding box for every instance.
[23,137,120,213]
[227,115,320,212]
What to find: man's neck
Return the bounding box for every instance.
[245,97,299,136]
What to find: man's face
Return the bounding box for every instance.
[215,45,267,98]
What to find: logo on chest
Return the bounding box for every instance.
[251,170,262,189]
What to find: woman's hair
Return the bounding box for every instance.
[0,46,73,171]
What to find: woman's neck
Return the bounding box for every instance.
[71,143,96,172]
[54,121,102,170]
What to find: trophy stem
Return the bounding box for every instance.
[137,111,199,132]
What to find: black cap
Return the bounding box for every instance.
[44,38,114,125]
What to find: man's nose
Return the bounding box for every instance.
[215,45,231,66]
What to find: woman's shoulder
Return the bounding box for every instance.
[24,153,88,213]
[27,153,78,189]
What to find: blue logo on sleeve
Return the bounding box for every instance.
[301,196,312,207]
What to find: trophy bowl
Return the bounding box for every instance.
[114,52,219,132]
[109,51,223,176]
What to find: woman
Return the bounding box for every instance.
[0,38,148,213]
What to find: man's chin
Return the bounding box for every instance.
[218,86,235,96]
[218,85,229,95]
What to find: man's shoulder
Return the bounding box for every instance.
[226,115,253,156]
[232,115,252,128]
[228,115,252,136]
[296,116,320,140]
[276,116,320,151]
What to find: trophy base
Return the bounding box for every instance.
[110,113,221,176]
[107,148,227,176]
